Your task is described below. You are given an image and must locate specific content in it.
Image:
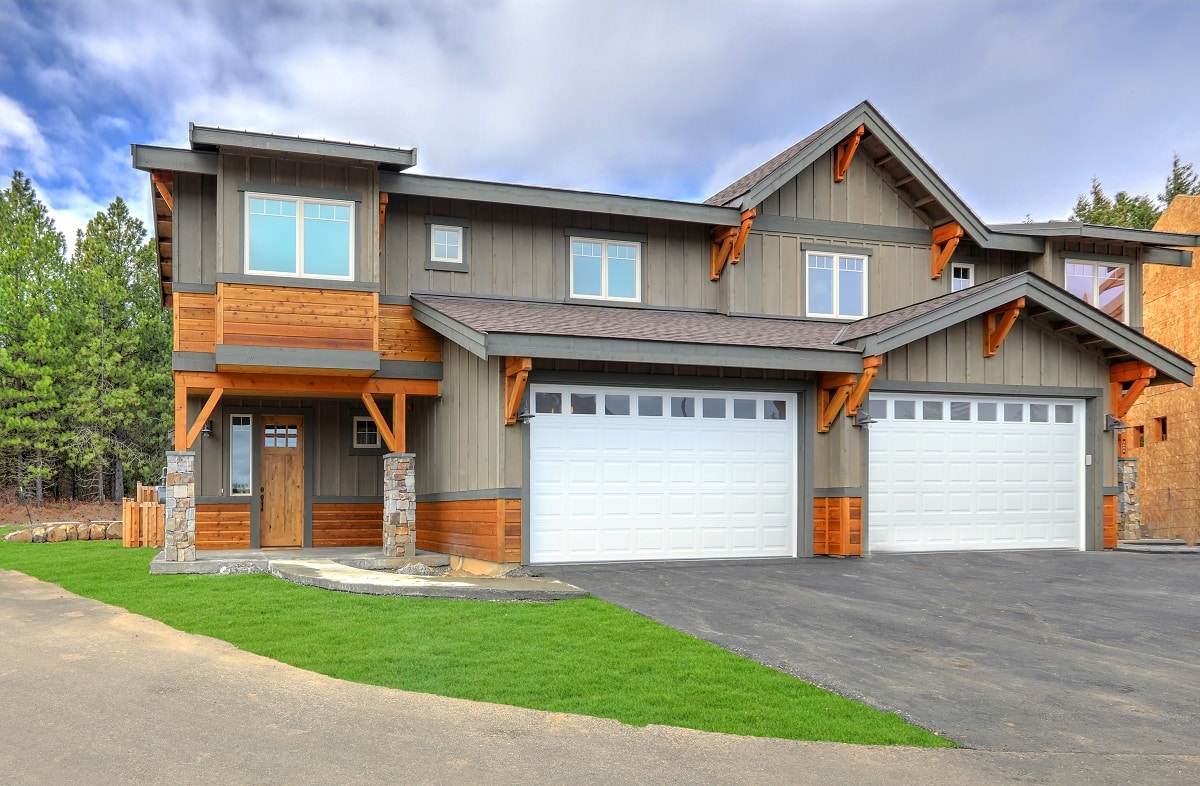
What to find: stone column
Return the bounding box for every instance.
[164,451,196,562]
[383,453,416,557]
[1117,456,1141,540]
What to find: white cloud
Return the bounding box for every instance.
[0,92,49,174]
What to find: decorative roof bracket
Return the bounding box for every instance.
[930,221,963,279]
[834,125,866,183]
[505,356,532,425]
[846,356,883,417]
[817,371,857,433]
[1110,361,1156,420]
[983,297,1026,358]
[709,208,756,281]
[151,171,174,213]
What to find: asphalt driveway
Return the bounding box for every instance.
[539,551,1200,754]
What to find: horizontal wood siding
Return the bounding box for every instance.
[218,282,377,350]
[812,497,862,556]
[378,304,442,362]
[195,503,251,549]
[312,502,383,547]
[416,498,522,562]
[174,292,216,353]
[1103,495,1118,549]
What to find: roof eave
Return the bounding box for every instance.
[189,124,417,171]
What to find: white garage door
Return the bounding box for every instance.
[868,394,1084,553]
[529,385,797,563]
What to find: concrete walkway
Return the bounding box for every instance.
[149,547,586,600]
[1,569,1197,785]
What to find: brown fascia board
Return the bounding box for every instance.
[189,124,417,171]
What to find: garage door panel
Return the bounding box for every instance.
[870,394,1083,553]
[531,385,797,563]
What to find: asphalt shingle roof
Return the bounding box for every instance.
[413,294,857,352]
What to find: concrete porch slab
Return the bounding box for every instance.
[149,547,449,575]
[268,559,587,602]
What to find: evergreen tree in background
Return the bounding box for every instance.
[1071,155,1200,229]
[0,172,171,504]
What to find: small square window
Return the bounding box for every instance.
[922,401,944,420]
[353,416,380,449]
[431,225,463,263]
[638,395,663,416]
[671,396,695,417]
[950,263,974,292]
[535,392,562,414]
[867,398,887,419]
[1004,403,1024,422]
[702,398,726,418]
[605,394,630,416]
[950,402,971,421]
[733,399,757,419]
[893,400,916,420]
[1055,405,1074,424]
[977,402,997,421]
[570,393,597,415]
[1029,404,1049,423]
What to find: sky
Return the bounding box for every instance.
[1,0,1198,248]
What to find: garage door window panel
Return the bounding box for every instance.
[638,395,663,416]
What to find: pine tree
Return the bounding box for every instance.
[1159,154,1200,208]
[1070,178,1161,229]
[0,172,68,506]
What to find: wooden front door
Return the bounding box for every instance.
[260,415,304,548]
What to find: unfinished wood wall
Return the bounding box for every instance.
[378,304,442,362]
[416,498,522,563]
[812,497,862,556]
[195,503,251,549]
[312,502,383,547]
[217,283,376,350]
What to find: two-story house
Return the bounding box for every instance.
[132,101,1195,568]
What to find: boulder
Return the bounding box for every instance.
[105,521,123,541]
[3,529,32,543]
[89,524,108,541]
[63,523,79,541]
[31,527,47,543]
[77,524,91,541]
[45,525,68,543]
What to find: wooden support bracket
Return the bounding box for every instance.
[361,393,399,453]
[151,171,174,213]
[817,372,857,433]
[709,209,756,281]
[930,221,964,279]
[846,356,883,417]
[983,297,1026,358]
[505,356,532,426]
[1109,361,1156,421]
[378,193,388,257]
[181,387,224,451]
[834,125,866,183]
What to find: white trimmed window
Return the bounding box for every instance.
[352,416,381,449]
[1065,259,1128,323]
[245,193,354,279]
[570,238,641,302]
[951,262,974,292]
[806,251,867,319]
[431,225,463,264]
[229,415,252,496]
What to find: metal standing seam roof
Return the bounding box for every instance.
[411,294,856,352]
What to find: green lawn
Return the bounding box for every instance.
[0,537,952,746]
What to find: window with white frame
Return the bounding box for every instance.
[229,415,252,496]
[1064,259,1128,322]
[431,225,463,264]
[246,193,354,279]
[806,251,867,319]
[352,416,381,449]
[951,262,974,292]
[570,238,641,301]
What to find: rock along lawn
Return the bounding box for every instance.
[0,538,953,746]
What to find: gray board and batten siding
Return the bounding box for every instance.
[216,153,380,284]
[189,396,384,501]
[172,172,218,286]
[382,194,719,310]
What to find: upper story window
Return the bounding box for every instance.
[951,262,974,292]
[246,193,354,280]
[571,238,641,302]
[806,251,867,319]
[425,216,470,272]
[1065,259,1127,322]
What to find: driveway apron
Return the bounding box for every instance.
[539,551,1200,754]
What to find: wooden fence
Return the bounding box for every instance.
[123,483,165,548]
